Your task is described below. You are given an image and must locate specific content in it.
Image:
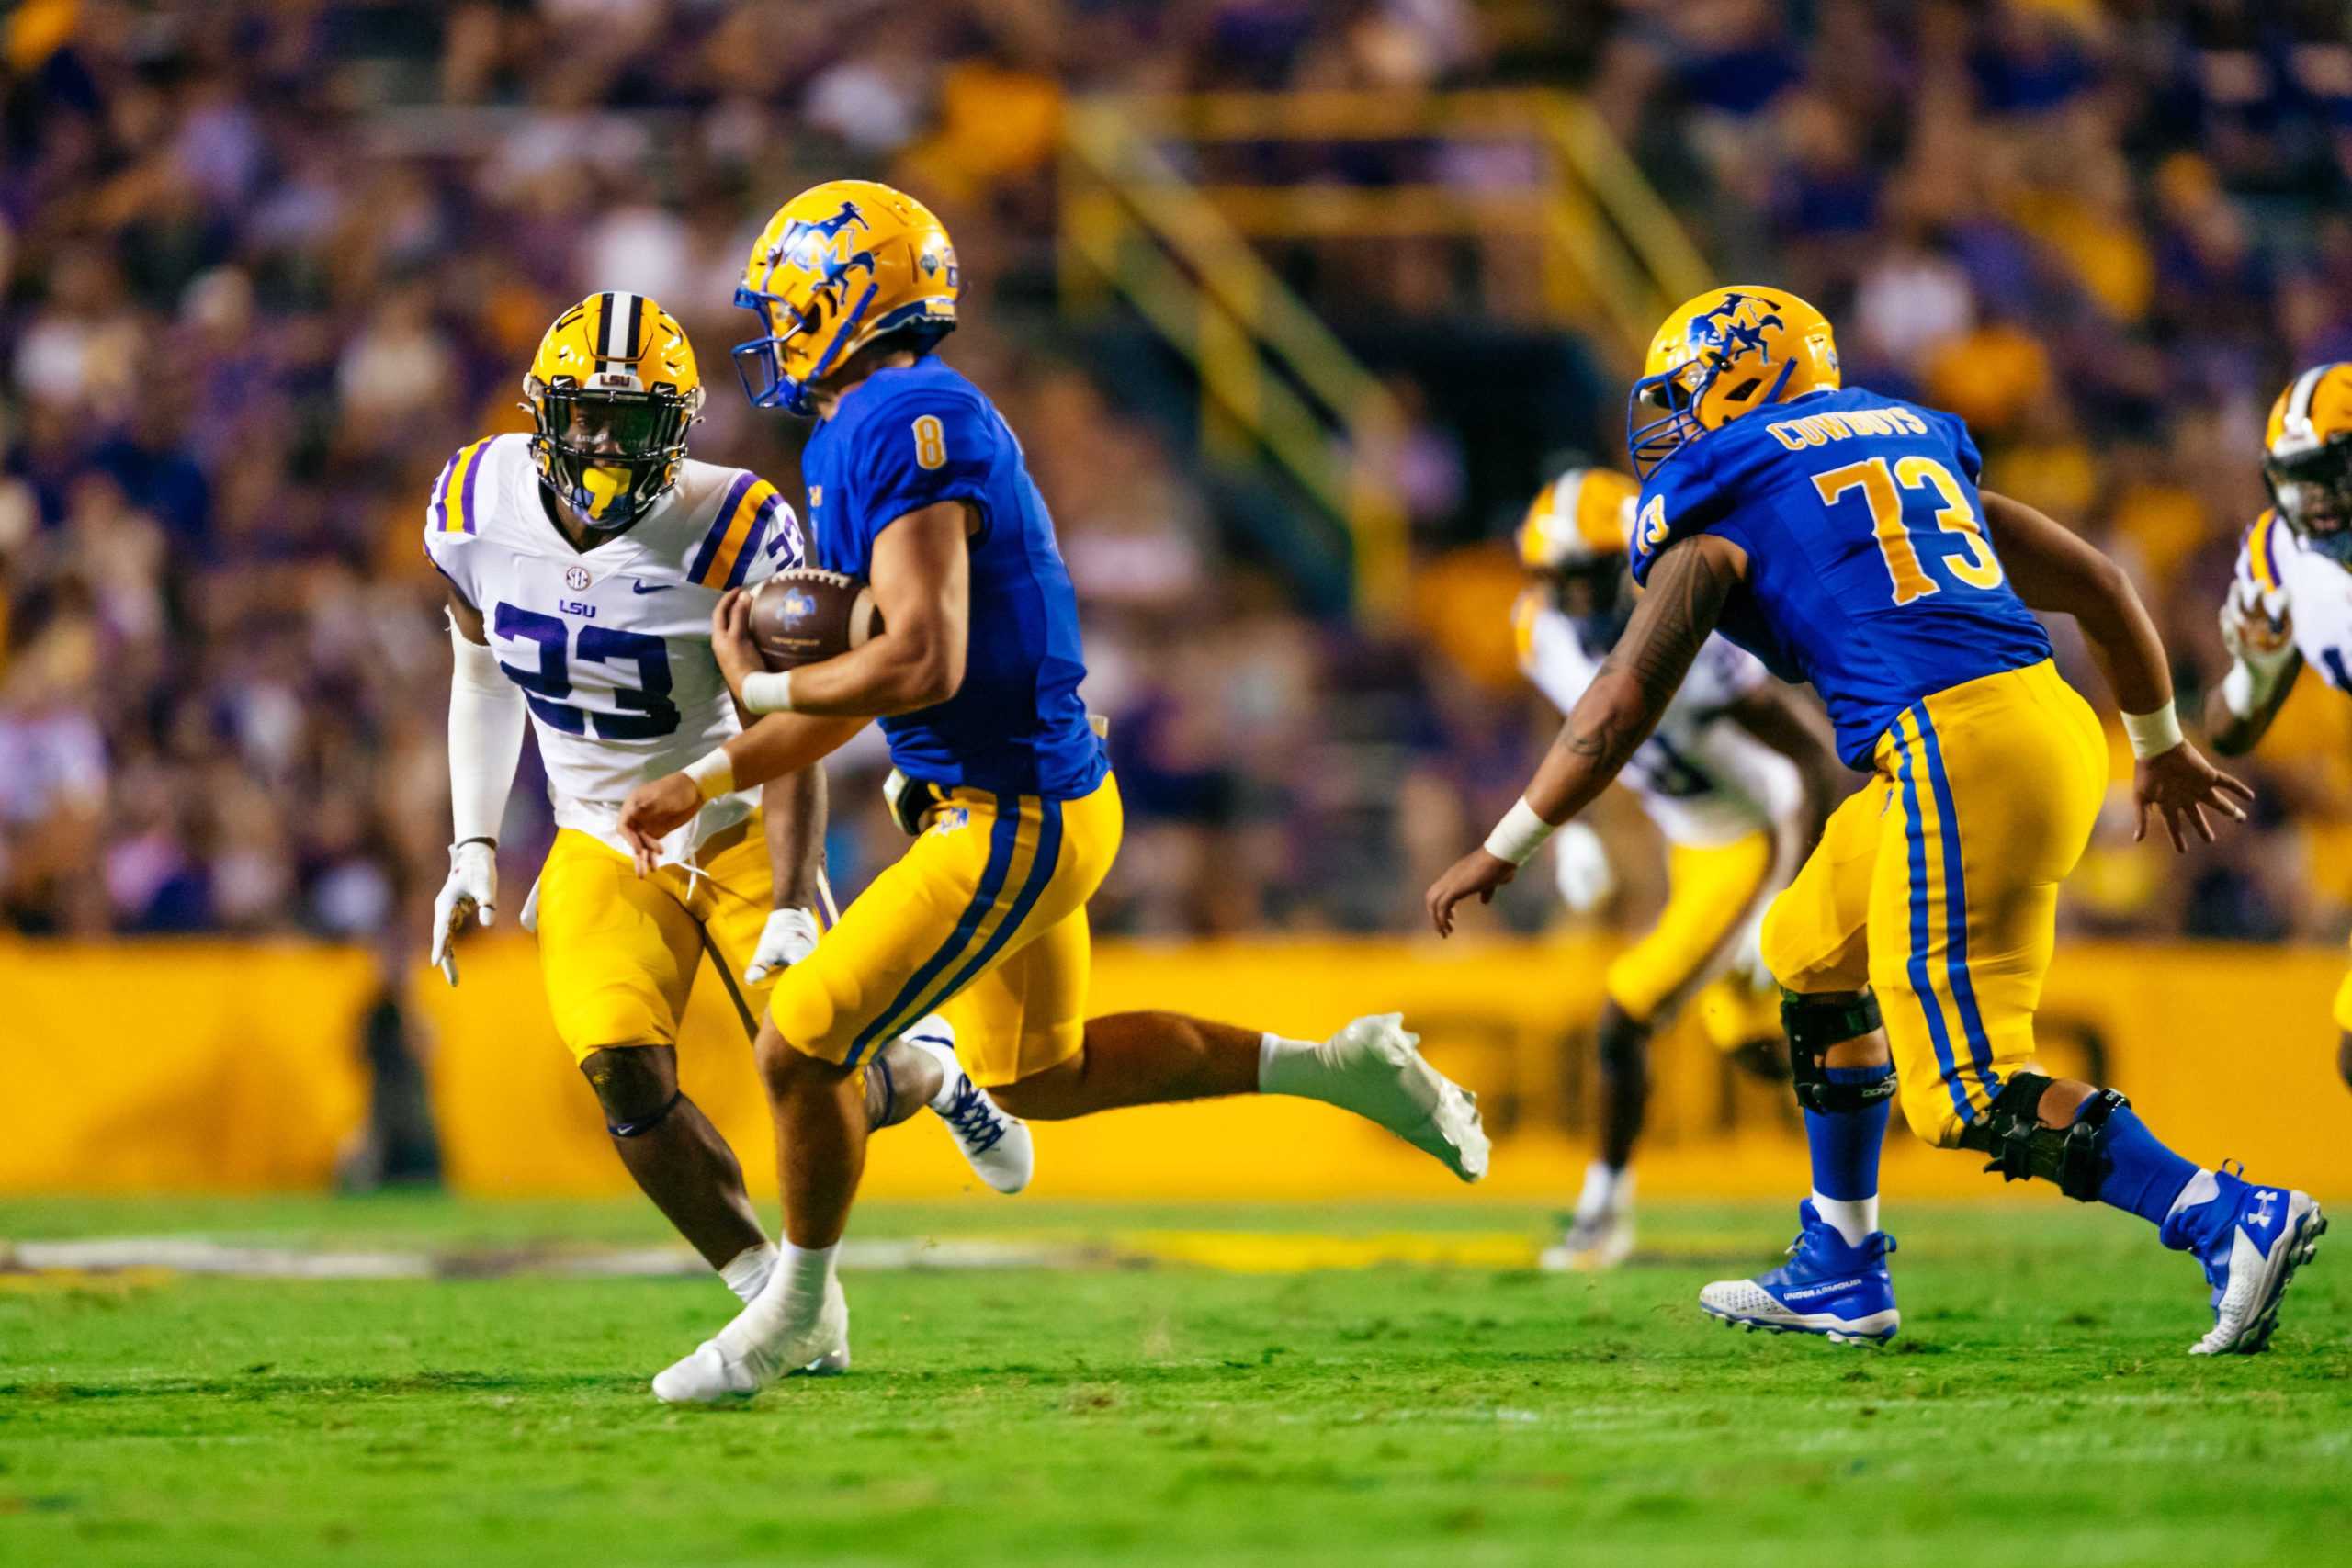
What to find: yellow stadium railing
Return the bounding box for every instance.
[1057,89,1709,623]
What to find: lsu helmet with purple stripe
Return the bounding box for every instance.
[523,291,703,532]
[2263,363,2352,567]
[732,180,959,416]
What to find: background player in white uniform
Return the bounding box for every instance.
[2205,362,2352,1090]
[1511,467,1846,1268]
[424,293,1023,1313]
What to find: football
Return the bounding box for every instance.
[745,568,883,669]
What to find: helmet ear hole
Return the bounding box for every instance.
[1723,377,1762,402]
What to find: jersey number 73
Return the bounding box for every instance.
[1813,456,2003,606]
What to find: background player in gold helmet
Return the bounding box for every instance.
[2205,362,2352,1089]
[425,292,1028,1322]
[1511,465,1846,1269]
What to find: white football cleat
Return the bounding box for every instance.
[650,1276,850,1404]
[902,1017,1033,1195]
[2182,1172,2325,1356]
[1540,1207,1634,1272]
[1313,1013,1489,1182]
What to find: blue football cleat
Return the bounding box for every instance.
[1699,1201,1900,1345]
[2171,1166,2325,1356]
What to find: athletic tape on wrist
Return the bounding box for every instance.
[2120,703,2184,760]
[684,748,735,800]
[1482,797,1557,867]
[740,670,795,714]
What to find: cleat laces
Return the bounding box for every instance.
[941,1077,1007,1154]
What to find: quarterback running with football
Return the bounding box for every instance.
[616,181,1487,1401]
[1429,286,2324,1353]
[424,293,1027,1313]
[2203,362,2352,1091]
[1510,465,1844,1269]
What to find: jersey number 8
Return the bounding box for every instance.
[911,414,947,470]
[1813,456,2003,606]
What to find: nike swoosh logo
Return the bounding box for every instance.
[631,581,669,595]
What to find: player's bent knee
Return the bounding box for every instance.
[753,1021,852,1094]
[1782,988,1895,1115]
[580,1045,681,1136]
[987,1054,1086,1121]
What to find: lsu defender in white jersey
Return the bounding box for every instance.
[2208,362,2352,1087]
[424,293,1030,1326]
[422,427,801,861]
[1512,467,1843,1271]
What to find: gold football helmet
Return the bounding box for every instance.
[732,179,959,415]
[523,291,703,530]
[1627,286,1840,477]
[1515,467,1640,574]
[2263,363,2352,564]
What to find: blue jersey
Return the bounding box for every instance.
[1629,387,2052,768]
[801,356,1106,798]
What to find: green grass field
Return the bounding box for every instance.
[4,1194,2345,1567]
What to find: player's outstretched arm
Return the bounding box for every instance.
[433,583,527,984]
[1425,533,1745,935]
[1981,490,2255,851]
[616,711,865,877]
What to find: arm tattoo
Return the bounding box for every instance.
[1564,539,1736,768]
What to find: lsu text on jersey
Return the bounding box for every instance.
[425,428,805,1060]
[1630,288,2097,1149]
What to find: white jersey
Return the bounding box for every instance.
[1512,589,1804,847]
[423,434,805,859]
[2234,508,2352,694]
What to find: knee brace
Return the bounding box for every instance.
[1955,1072,2126,1202]
[1782,988,1894,1114]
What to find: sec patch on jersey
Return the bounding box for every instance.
[748,567,883,668]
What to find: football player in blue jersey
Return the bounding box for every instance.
[615,180,1488,1400]
[1428,286,2324,1353]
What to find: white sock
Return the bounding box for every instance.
[722,1240,837,1351]
[901,1032,963,1112]
[718,1241,777,1304]
[1257,1032,1321,1097]
[2165,1168,2220,1224]
[1576,1161,1630,1220]
[1812,1190,1878,1247]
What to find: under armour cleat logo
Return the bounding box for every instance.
[2251,1191,2278,1227]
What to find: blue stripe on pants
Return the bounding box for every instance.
[1894,721,1973,1126]
[1909,702,1999,1106]
[846,799,1019,1065]
[925,798,1065,1014]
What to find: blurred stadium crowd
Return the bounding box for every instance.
[4,0,2351,960]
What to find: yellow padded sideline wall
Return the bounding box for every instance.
[5,936,2346,1199]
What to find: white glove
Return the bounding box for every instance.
[2218,582,2297,718]
[2219,581,2296,675]
[1551,821,1616,914]
[744,906,822,985]
[430,840,498,987]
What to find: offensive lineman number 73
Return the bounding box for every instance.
[1814,456,2004,605]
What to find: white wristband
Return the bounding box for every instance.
[1482,796,1558,867]
[2120,703,2184,760]
[684,747,735,800]
[740,670,795,714]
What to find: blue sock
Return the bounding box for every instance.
[1804,1066,1894,1202]
[2094,1103,2199,1235]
